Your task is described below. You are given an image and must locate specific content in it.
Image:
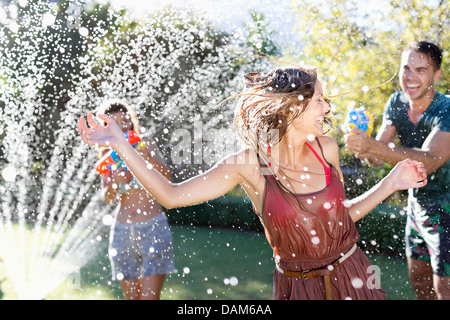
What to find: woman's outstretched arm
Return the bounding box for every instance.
[321,137,427,222]
[78,112,244,209]
[346,158,427,222]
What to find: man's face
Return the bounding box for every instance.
[399,50,441,102]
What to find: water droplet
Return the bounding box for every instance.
[79,27,89,37]
[42,13,56,27]
[311,236,320,245]
[109,248,118,257]
[343,199,352,208]
[1,166,17,182]
[351,278,364,289]
[9,22,19,33]
[102,214,114,226]
[400,93,409,103]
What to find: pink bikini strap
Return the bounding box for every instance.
[305,141,331,186]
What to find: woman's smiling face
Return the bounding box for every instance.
[290,80,331,136]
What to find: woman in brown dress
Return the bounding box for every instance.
[78,66,427,300]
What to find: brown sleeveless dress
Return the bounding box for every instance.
[257,140,386,300]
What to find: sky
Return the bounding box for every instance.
[99,0,293,25]
[96,0,391,48]
[97,0,297,38]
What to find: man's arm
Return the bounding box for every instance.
[346,125,450,174]
[361,122,398,166]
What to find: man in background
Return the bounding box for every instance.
[345,41,450,299]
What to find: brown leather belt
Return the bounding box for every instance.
[275,244,357,300]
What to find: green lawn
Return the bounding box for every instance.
[0,225,416,300]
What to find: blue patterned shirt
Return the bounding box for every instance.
[383,91,450,205]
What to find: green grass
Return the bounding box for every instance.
[161,226,274,300]
[0,225,416,300]
[366,253,416,300]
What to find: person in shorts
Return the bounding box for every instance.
[97,99,176,300]
[345,41,450,299]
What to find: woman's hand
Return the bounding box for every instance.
[78,112,125,148]
[111,167,132,185]
[348,158,427,222]
[386,159,427,191]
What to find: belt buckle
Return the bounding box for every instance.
[301,270,310,279]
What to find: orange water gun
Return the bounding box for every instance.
[95,130,144,174]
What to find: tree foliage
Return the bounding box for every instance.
[287,0,448,136]
[283,0,448,198]
[0,1,275,183]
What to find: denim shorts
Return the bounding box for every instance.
[109,213,177,281]
[405,202,450,277]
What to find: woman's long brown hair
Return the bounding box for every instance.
[229,66,336,239]
[234,66,323,165]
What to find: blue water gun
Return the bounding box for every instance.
[342,107,374,136]
[95,130,144,174]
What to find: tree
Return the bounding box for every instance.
[0,1,265,185]
[285,0,448,198]
[0,0,123,164]
[287,0,448,130]
[245,10,279,57]
[69,4,249,181]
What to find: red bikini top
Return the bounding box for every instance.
[305,141,331,186]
